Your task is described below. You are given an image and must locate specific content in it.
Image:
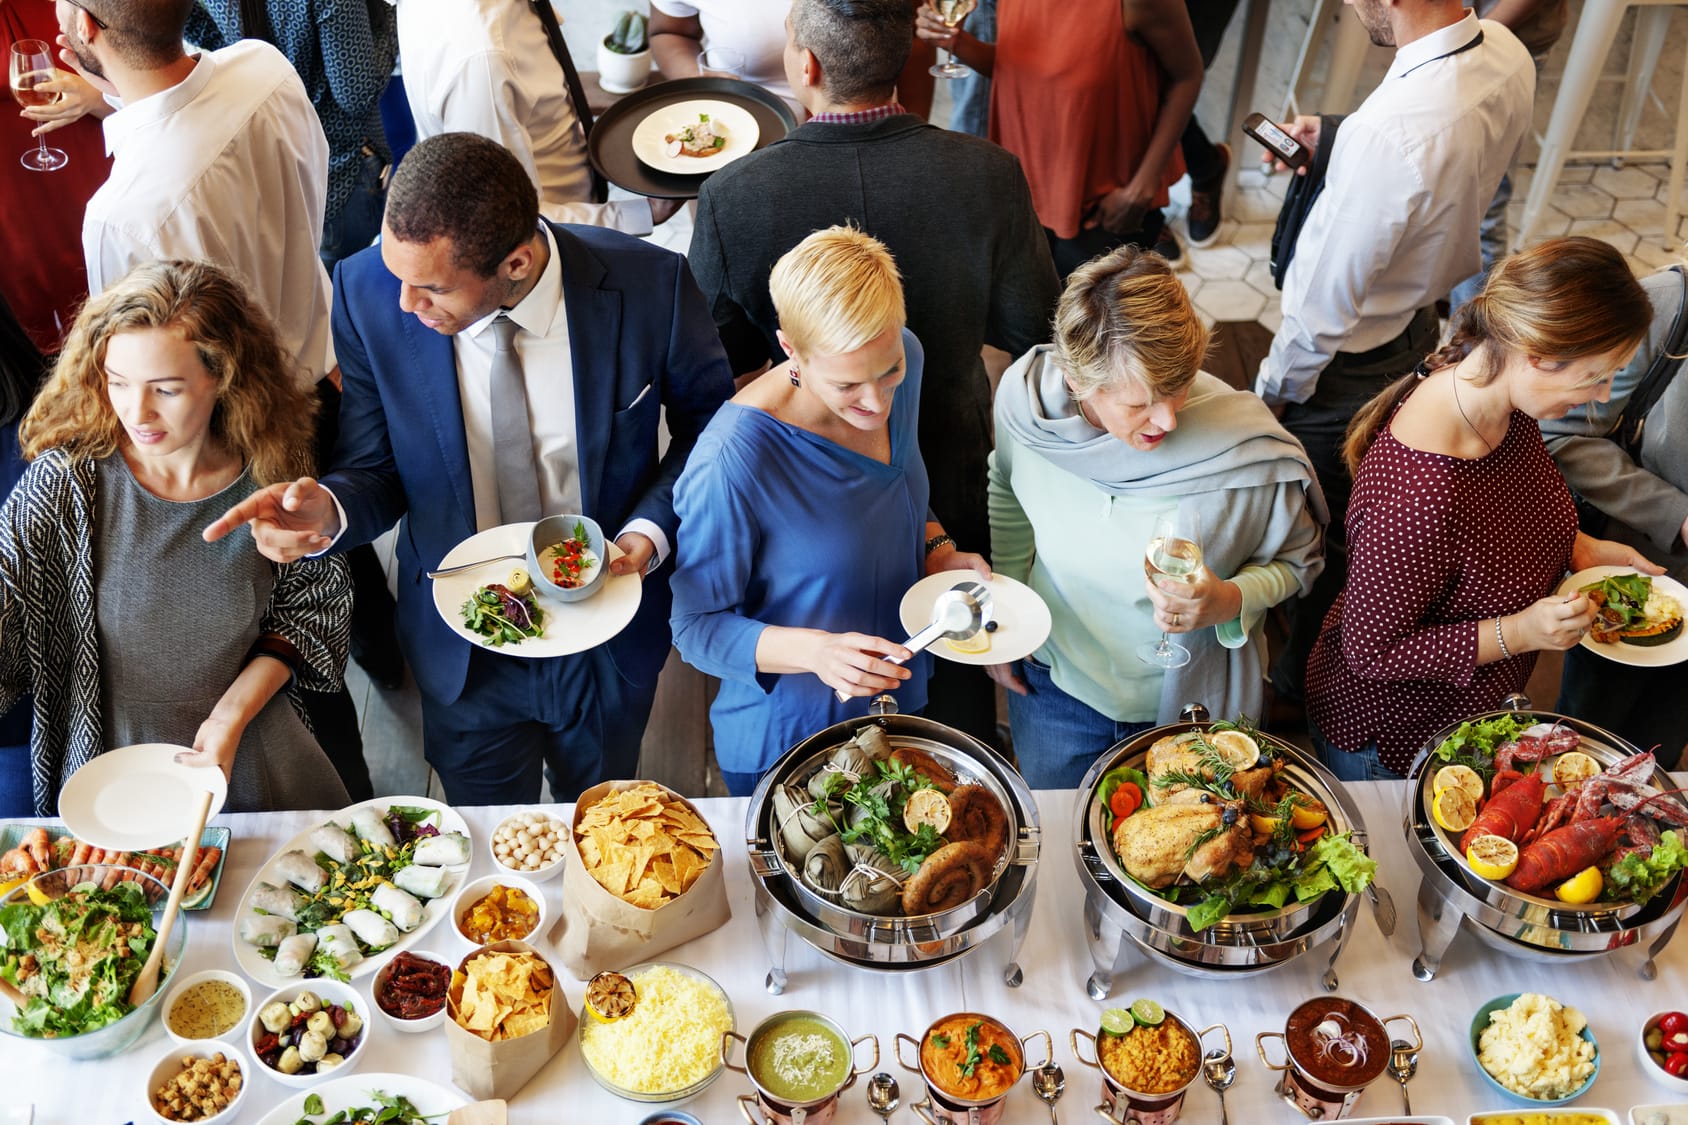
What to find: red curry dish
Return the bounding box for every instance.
[921,1014,1022,1102]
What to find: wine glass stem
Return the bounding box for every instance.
[36,135,48,160]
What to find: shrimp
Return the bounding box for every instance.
[21,827,51,870]
[0,847,39,878]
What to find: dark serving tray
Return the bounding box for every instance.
[588,77,798,200]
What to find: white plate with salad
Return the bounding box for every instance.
[631,98,759,173]
[254,1073,468,1125]
[231,797,472,989]
[1557,567,1688,667]
[430,521,642,658]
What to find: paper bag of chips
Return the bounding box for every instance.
[443,941,575,1101]
[552,780,731,979]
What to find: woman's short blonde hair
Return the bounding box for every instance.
[20,259,318,486]
[1055,246,1208,400]
[769,225,905,359]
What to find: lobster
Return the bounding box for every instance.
[1460,769,1546,855]
[1506,816,1625,893]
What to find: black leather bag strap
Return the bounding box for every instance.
[529,0,608,204]
[1268,113,1344,290]
[1615,264,1688,461]
[238,0,274,45]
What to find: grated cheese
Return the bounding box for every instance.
[770,1032,840,1090]
[579,965,731,1094]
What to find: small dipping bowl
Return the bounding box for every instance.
[163,969,252,1046]
[451,873,547,947]
[488,810,567,884]
[1637,1010,1688,1094]
[371,949,452,1034]
[723,1009,878,1124]
[143,1040,248,1125]
[247,978,371,1088]
[527,513,608,602]
[1074,1009,1230,1125]
[1469,992,1599,1107]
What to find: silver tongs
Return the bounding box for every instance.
[835,580,992,702]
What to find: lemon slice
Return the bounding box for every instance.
[904,788,953,834]
[1210,730,1260,770]
[1432,787,1477,833]
[26,881,52,906]
[1551,751,1601,792]
[1466,835,1519,880]
[1555,865,1603,904]
[1289,795,1328,830]
[1249,813,1283,837]
[1434,764,1485,806]
[943,630,991,655]
[585,971,636,1021]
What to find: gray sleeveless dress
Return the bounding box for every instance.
[94,457,349,811]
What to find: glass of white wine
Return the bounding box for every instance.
[927,0,978,79]
[1137,510,1202,669]
[9,40,67,172]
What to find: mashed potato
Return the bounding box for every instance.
[1476,993,1596,1100]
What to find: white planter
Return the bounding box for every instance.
[596,41,651,94]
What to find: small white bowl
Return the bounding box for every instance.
[371,949,452,1034]
[162,970,252,1046]
[451,873,547,946]
[144,1040,248,1125]
[1639,1011,1688,1094]
[487,810,568,883]
[247,978,370,1087]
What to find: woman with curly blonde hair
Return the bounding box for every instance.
[1,259,351,815]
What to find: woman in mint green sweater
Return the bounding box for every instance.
[988,247,1326,788]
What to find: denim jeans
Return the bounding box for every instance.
[721,767,763,798]
[1006,655,1156,789]
[947,0,995,137]
[320,144,388,270]
[1308,721,1404,782]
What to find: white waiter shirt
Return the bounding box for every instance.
[1254,13,1534,407]
[83,41,334,386]
[391,0,654,236]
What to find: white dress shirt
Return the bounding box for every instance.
[83,41,334,386]
[1254,14,1534,407]
[391,0,653,236]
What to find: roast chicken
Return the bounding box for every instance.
[1145,732,1273,803]
[1112,796,1255,889]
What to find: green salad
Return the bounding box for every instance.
[0,880,158,1038]
[294,1090,440,1125]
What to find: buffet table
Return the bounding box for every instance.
[5,782,1684,1123]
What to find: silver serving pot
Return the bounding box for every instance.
[1073,1010,1230,1125]
[723,1011,877,1125]
[895,1013,1051,1125]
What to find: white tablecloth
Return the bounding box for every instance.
[5,784,1684,1123]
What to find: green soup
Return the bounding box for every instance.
[749,1015,852,1104]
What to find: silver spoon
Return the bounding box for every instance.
[1203,1050,1236,1125]
[427,552,526,579]
[833,586,983,702]
[1032,1062,1065,1123]
[1388,1038,1418,1113]
[867,1072,900,1122]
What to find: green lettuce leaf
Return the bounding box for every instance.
[1186,893,1233,932]
[1604,829,1688,904]
[1433,713,1536,766]
[1096,766,1151,836]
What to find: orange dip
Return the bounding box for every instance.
[921,1015,1021,1102]
[458,884,539,943]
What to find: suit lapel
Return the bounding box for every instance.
[400,304,477,535]
[553,222,620,520]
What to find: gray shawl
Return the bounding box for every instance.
[996,346,1328,723]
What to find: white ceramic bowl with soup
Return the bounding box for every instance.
[144,1040,248,1125]
[488,810,567,883]
[163,970,252,1046]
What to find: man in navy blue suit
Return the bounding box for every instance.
[207,133,733,803]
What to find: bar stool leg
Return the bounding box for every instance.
[1666,41,1688,245]
[1516,0,1627,249]
[1613,6,1670,162]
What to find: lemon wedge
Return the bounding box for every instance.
[1555,865,1603,905]
[943,630,991,655]
[1210,730,1260,770]
[1249,813,1283,837]
[1289,796,1328,830]
[903,788,953,834]
[1465,835,1519,880]
[1434,764,1485,806]
[1432,787,1477,833]
[1551,751,1601,792]
[26,881,52,906]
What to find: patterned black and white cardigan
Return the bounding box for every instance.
[0,449,352,815]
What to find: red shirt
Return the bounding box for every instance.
[1,0,111,353]
[1305,411,1578,773]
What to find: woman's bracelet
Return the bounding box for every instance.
[1494,616,1512,660]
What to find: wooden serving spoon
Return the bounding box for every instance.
[128,788,213,1006]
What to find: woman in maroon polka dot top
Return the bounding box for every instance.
[1304,238,1662,780]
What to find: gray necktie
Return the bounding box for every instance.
[489,313,543,524]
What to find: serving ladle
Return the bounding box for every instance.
[1202,1049,1237,1125]
[834,584,988,702]
[867,1072,900,1121]
[1388,1038,1419,1113]
[1033,1062,1065,1123]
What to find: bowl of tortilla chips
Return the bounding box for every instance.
[448,946,556,1043]
[574,783,720,910]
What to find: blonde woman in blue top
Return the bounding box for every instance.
[671,227,987,795]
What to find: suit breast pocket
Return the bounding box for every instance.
[611,382,660,449]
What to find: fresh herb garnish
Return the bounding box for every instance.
[459,583,545,646]
[293,1091,443,1125]
[810,760,944,874]
[958,1021,985,1077]
[930,1032,950,1048]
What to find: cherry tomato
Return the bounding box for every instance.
[1661,1011,1688,1038]
[1665,1052,1688,1078]
[1109,783,1142,821]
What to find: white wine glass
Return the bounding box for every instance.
[1137,510,1202,669]
[926,0,978,79]
[9,40,67,172]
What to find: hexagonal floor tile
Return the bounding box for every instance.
[1566,218,1639,256]
[1186,243,1253,281]
[1193,279,1267,322]
[1229,189,1285,225]
[1630,240,1685,272]
[1612,196,1667,235]
[1592,165,1661,200]
[1551,184,1616,220]
[1174,270,1205,301]
[1228,222,1277,262]
[1244,259,1277,297]
[1257,305,1284,335]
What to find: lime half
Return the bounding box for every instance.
[1129,998,1165,1027]
[1100,1008,1134,1036]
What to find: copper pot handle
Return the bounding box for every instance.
[1021,1029,1053,1074]
[910,1096,941,1125]
[895,1032,924,1075]
[1256,1030,1291,1072]
[1383,1013,1422,1053]
[1198,1022,1233,1060]
[1071,1028,1102,1070]
[738,1093,765,1125]
[1094,1104,1127,1125]
[841,1033,880,1091]
[722,1029,749,1074]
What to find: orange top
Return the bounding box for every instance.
[989,0,1184,240]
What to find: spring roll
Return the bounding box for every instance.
[273,849,326,893]
[315,923,364,970]
[273,932,317,977]
[310,822,359,864]
[341,907,401,949]
[349,807,396,849]
[239,913,296,947]
[371,882,424,932]
[393,863,451,900]
[412,832,470,868]
[250,881,305,922]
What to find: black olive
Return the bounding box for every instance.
[1221,806,1239,826]
[985,620,999,633]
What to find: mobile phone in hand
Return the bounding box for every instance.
[1243,112,1311,170]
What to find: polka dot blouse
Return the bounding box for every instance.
[1305,410,1577,773]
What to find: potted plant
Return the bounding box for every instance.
[597,10,650,94]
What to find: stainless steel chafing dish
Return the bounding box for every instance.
[1405,695,1688,981]
[1075,705,1371,999]
[744,699,1041,995]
